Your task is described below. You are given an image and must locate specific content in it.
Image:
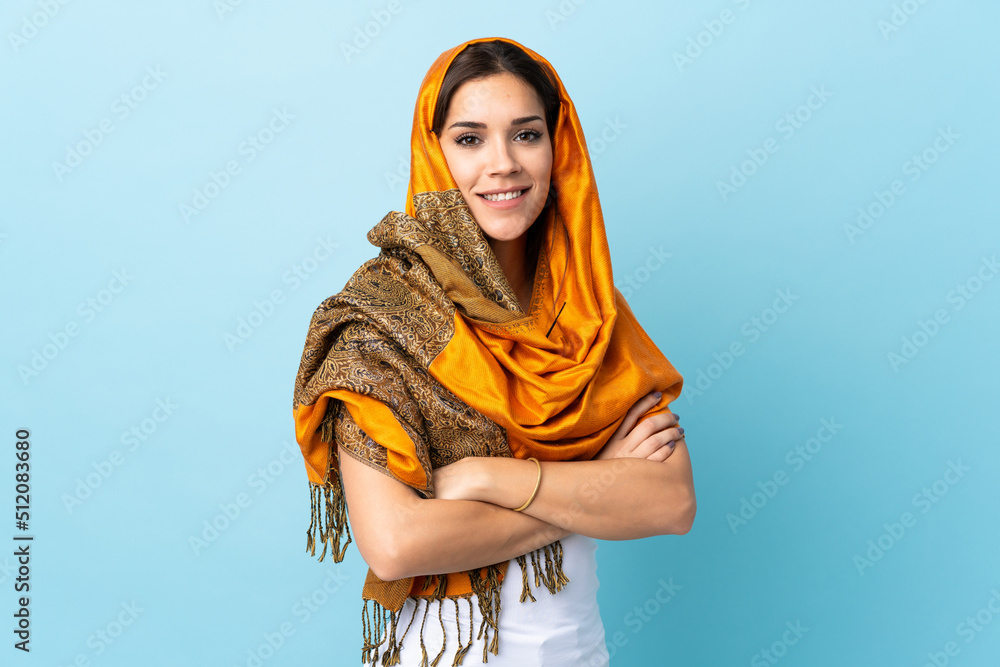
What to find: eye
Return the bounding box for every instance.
[515,129,543,142]
[455,132,481,147]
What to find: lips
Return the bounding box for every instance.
[482,190,523,202]
[478,185,531,201]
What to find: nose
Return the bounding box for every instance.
[484,138,520,176]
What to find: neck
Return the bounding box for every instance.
[489,232,534,313]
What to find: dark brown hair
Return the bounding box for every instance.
[431,40,560,139]
[431,40,561,287]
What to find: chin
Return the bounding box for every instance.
[468,203,544,243]
[474,217,533,243]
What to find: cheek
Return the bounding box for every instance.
[533,152,553,185]
[441,146,474,192]
[450,161,479,197]
[535,159,553,200]
[461,171,480,196]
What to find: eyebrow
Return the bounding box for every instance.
[446,115,544,131]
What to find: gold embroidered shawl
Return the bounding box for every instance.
[292,37,683,665]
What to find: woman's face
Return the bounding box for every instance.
[438,72,552,244]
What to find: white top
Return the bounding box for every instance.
[391,533,609,666]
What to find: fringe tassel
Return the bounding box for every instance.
[359,540,568,666]
[319,402,337,444]
[362,598,392,666]
[361,597,408,667]
[356,540,570,667]
[381,593,420,666]
[541,541,570,592]
[419,572,448,600]
[452,597,474,666]
[417,595,434,666]
[419,573,451,665]
[515,540,569,602]
[360,590,475,666]
[305,481,352,562]
[307,405,352,563]
[514,555,536,603]
[430,595,448,667]
[467,564,503,663]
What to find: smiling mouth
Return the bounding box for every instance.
[479,188,527,202]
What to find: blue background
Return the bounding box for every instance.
[2,1,998,665]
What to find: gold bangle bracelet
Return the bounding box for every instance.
[512,457,541,512]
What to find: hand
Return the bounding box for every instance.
[430,457,480,501]
[596,391,683,462]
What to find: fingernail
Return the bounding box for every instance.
[678,427,684,434]
[652,391,662,398]
[672,412,679,420]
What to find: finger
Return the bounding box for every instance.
[648,426,684,455]
[658,435,680,460]
[642,434,677,462]
[615,418,664,459]
[630,391,661,418]
[631,412,676,443]
[650,411,680,431]
[616,391,661,439]
[631,425,675,459]
[647,445,673,463]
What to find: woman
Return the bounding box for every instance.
[292,37,695,666]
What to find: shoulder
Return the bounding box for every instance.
[312,248,449,315]
[306,248,456,365]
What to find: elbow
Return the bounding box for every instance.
[366,530,409,582]
[656,450,696,535]
[368,551,397,583]
[355,518,412,581]
[366,498,429,581]
[675,495,697,535]
[371,562,403,583]
[659,489,697,536]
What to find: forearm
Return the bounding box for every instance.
[474,442,696,540]
[386,495,571,581]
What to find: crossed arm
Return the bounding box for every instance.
[338,394,696,582]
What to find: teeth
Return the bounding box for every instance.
[483,190,524,201]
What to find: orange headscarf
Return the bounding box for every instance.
[292,36,683,665]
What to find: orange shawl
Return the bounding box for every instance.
[293,36,683,665]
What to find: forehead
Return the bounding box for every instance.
[444,73,543,121]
